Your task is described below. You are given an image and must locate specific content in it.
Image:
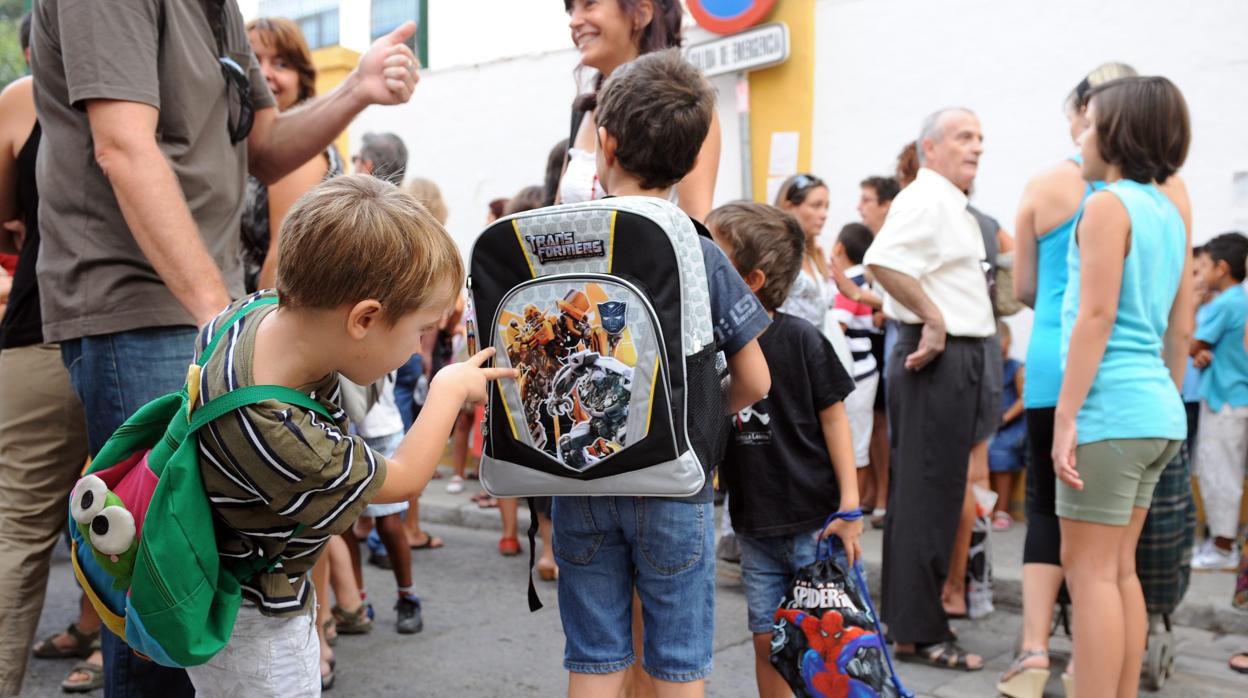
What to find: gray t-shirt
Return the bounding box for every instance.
[32,0,275,342]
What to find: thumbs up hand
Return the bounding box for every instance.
[352,20,420,107]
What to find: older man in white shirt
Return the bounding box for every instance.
[864,107,994,671]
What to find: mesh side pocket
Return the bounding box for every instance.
[685,347,730,472]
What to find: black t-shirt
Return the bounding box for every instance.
[721,312,856,538]
[0,123,43,350]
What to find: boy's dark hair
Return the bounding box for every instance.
[836,223,874,265]
[860,176,900,204]
[595,49,714,190]
[20,13,32,53]
[1086,76,1189,184]
[542,138,569,207]
[1203,232,1248,282]
[706,201,804,312]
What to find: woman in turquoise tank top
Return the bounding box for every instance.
[1054,76,1193,698]
[998,62,1134,698]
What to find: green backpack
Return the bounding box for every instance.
[68,296,332,667]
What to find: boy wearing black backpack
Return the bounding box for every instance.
[184,175,513,694]
[707,201,863,698]
[550,49,771,694]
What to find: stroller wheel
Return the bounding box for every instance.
[1143,614,1174,691]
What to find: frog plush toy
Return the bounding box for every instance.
[70,474,138,590]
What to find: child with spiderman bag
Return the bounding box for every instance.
[709,201,899,698]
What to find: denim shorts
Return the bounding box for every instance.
[551,496,715,683]
[737,528,821,634]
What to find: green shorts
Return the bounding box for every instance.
[1055,438,1181,525]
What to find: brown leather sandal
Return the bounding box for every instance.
[33,623,99,660]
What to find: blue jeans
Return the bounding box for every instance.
[394,353,424,431]
[62,325,199,698]
[552,496,715,682]
[737,528,821,634]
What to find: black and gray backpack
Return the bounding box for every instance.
[468,196,727,498]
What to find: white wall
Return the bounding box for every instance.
[429,1,574,69]
[812,0,1248,247]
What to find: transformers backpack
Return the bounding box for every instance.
[468,196,727,498]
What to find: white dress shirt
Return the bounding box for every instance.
[863,168,995,338]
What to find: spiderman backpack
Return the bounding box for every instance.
[468,196,727,498]
[770,512,912,698]
[67,296,332,666]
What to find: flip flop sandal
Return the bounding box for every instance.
[896,640,983,672]
[33,623,99,660]
[61,660,104,693]
[321,660,336,691]
[410,534,443,550]
[1231,652,1248,675]
[476,496,500,509]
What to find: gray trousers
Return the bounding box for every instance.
[880,325,988,645]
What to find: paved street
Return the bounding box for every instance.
[21,515,1248,697]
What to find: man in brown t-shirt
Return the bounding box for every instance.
[30,0,421,694]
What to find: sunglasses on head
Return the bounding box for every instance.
[787,173,824,202]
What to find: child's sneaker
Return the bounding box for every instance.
[332,603,374,635]
[1192,539,1239,571]
[395,595,423,634]
[446,475,465,494]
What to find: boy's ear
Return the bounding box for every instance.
[345,300,383,340]
[744,268,766,294]
[597,126,617,169]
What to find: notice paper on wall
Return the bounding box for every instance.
[768,131,799,176]
[766,176,786,205]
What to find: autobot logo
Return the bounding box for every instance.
[525,232,606,264]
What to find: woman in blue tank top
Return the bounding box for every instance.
[1054,76,1193,698]
[998,62,1135,698]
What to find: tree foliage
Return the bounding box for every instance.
[0,0,28,89]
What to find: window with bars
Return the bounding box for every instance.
[258,0,340,49]
[370,0,427,66]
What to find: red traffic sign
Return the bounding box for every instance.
[688,0,778,35]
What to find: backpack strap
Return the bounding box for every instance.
[189,384,334,434]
